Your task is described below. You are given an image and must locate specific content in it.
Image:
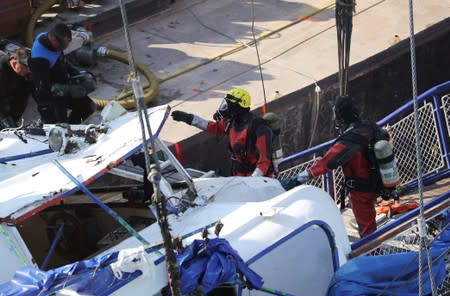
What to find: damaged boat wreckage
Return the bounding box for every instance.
[0,102,351,295]
[0,82,449,295]
[0,1,449,296]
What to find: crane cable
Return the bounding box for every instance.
[117,0,181,295]
[248,0,321,146]
[335,0,355,96]
[407,1,438,295]
[250,0,268,113]
[188,1,322,147]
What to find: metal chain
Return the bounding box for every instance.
[407,1,437,295]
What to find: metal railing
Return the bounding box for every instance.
[278,81,450,201]
[278,81,450,293]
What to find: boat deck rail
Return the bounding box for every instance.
[278,81,450,200]
[278,81,450,293]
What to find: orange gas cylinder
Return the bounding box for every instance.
[0,0,32,38]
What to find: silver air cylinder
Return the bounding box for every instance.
[374,140,400,188]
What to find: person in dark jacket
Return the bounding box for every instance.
[29,23,96,124]
[0,48,33,129]
[281,95,390,237]
[171,88,274,177]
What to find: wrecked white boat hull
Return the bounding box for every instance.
[102,179,350,296]
[0,104,350,295]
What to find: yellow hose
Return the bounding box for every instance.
[24,0,159,110]
[25,0,60,48]
[92,48,160,110]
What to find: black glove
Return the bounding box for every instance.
[380,189,400,201]
[280,170,310,190]
[213,111,222,121]
[70,72,97,94]
[391,190,400,201]
[280,176,301,191]
[380,192,391,201]
[51,83,87,99]
[171,111,194,125]
[0,116,16,129]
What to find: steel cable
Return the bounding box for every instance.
[117,0,181,294]
[335,0,355,96]
[407,0,438,295]
[250,0,268,111]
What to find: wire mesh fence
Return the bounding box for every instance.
[390,102,444,184]
[361,209,449,295]
[278,93,449,205]
[278,86,450,294]
[277,157,324,189]
[443,94,450,140]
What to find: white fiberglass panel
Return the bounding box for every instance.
[0,105,169,219]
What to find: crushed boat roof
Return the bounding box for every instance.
[0,105,170,221]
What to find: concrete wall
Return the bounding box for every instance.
[90,0,174,37]
[171,17,450,176]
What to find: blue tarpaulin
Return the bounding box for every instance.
[328,211,450,296]
[1,238,263,296]
[0,251,140,296]
[177,238,264,294]
[3,216,446,296]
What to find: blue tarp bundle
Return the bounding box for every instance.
[0,251,139,296]
[328,210,450,296]
[1,238,263,296]
[4,217,446,296]
[177,238,264,294]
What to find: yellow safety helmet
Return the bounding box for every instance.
[225,88,251,109]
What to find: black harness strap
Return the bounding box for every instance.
[337,121,384,194]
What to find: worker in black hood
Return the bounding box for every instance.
[281,95,393,238]
[0,48,33,129]
[29,23,96,124]
[172,88,275,177]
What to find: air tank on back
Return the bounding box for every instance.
[374,140,400,188]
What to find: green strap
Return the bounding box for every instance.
[0,224,28,266]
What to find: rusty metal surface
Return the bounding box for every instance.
[0,0,31,38]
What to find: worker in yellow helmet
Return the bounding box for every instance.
[172,88,275,177]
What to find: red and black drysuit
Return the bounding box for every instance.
[206,112,274,177]
[306,121,388,237]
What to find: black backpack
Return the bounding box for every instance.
[338,120,389,197]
